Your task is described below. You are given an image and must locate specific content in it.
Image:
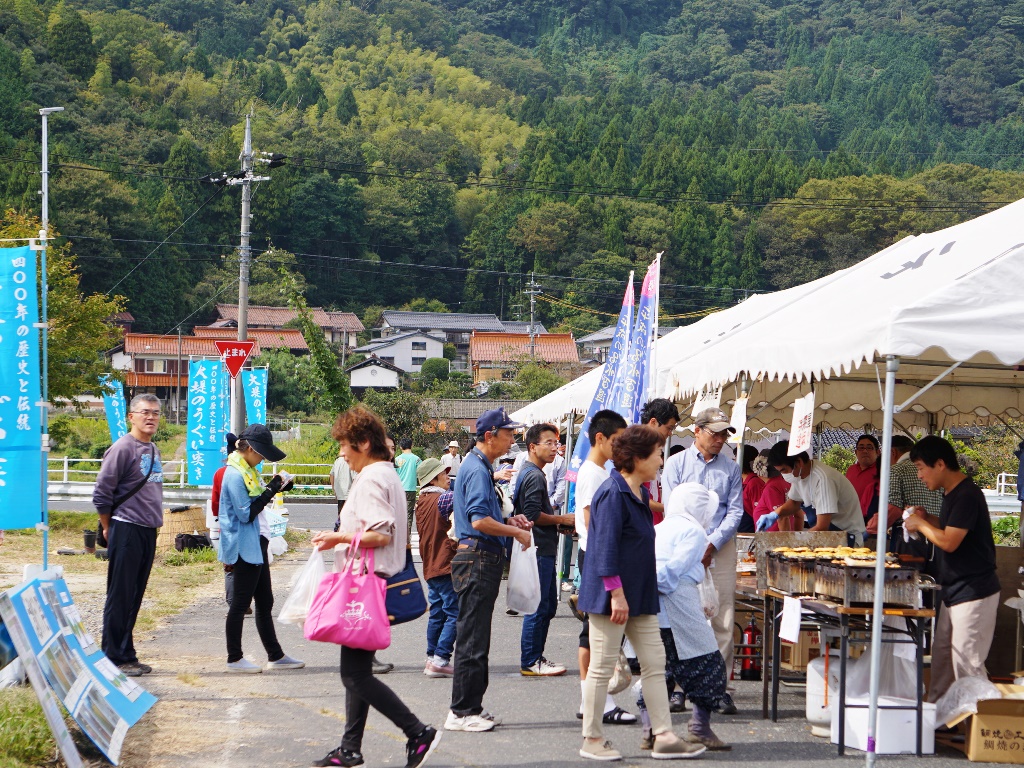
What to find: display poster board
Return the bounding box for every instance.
[0,577,157,764]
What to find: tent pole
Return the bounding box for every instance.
[735,375,749,466]
[866,354,899,768]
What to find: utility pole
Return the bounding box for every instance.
[226,110,269,434]
[175,324,182,425]
[525,271,541,358]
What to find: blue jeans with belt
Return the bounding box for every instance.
[521,554,558,669]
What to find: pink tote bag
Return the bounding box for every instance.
[304,533,391,650]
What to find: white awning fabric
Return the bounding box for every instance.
[513,199,1024,431]
[663,199,1024,428]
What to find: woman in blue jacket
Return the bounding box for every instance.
[219,423,304,674]
[577,425,705,762]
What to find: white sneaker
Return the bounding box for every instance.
[444,711,496,732]
[265,654,305,670]
[521,658,567,676]
[226,659,262,674]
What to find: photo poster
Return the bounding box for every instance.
[0,577,157,764]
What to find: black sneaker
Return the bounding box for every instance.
[372,655,394,675]
[118,662,145,677]
[311,747,364,767]
[406,726,441,768]
[669,691,687,713]
[135,662,153,674]
[721,692,738,715]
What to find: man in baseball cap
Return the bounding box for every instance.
[441,440,463,479]
[662,405,742,714]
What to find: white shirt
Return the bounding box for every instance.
[574,460,609,551]
[788,461,866,536]
[440,451,462,476]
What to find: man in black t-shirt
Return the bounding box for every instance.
[514,422,575,677]
[905,436,1001,702]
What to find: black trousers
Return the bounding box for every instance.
[225,536,284,663]
[102,520,157,665]
[340,645,424,751]
[449,548,504,716]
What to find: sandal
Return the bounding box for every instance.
[602,706,637,725]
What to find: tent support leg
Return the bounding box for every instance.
[866,355,899,768]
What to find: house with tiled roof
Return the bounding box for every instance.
[577,325,675,363]
[377,311,549,370]
[354,331,446,373]
[192,327,309,353]
[212,303,363,350]
[469,332,580,384]
[346,355,404,395]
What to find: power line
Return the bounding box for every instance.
[106,185,229,293]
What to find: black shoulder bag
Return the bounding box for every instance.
[96,444,156,548]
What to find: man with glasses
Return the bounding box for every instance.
[515,423,575,677]
[662,407,743,713]
[93,394,165,676]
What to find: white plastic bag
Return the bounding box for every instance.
[845,618,918,700]
[268,536,288,556]
[699,568,719,619]
[277,549,327,625]
[935,676,1002,727]
[506,532,541,614]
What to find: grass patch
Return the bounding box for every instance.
[176,672,202,686]
[284,527,312,547]
[163,547,218,567]
[0,686,57,767]
[46,509,97,533]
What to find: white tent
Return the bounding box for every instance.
[660,198,1024,767]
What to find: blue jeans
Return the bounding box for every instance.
[521,554,558,669]
[426,575,459,663]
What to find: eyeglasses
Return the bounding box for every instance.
[132,409,161,417]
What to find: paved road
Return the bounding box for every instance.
[109,548,965,768]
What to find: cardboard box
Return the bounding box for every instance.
[831,695,936,754]
[948,684,1024,764]
[780,629,820,672]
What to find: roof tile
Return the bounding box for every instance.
[469,332,579,364]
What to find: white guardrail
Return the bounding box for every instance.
[996,472,1018,497]
[47,457,334,493]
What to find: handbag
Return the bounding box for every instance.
[304,533,391,650]
[174,532,212,551]
[385,547,427,625]
[608,650,634,695]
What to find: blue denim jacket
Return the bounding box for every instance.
[217,468,264,566]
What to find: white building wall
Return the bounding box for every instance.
[350,366,400,389]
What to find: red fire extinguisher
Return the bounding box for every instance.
[740,616,762,681]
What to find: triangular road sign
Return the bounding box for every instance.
[214,340,256,378]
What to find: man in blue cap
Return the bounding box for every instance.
[445,408,534,733]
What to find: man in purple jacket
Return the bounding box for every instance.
[93,394,165,676]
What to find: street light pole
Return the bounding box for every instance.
[231,110,255,434]
[39,106,63,570]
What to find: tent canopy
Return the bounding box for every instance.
[513,199,1024,434]
[662,199,1024,432]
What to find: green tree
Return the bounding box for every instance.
[418,357,449,389]
[252,348,316,413]
[286,276,353,416]
[335,84,359,125]
[515,362,568,400]
[401,298,449,313]
[48,5,97,79]
[361,388,429,446]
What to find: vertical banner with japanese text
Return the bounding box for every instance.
[186,360,227,486]
[617,257,660,424]
[99,374,127,444]
[566,276,633,483]
[242,368,268,426]
[0,246,42,531]
[788,391,815,456]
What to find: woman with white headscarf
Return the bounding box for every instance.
[635,482,731,751]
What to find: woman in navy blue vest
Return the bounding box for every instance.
[577,425,706,762]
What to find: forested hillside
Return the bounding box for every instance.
[3,0,1024,334]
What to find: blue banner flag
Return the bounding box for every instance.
[99,374,127,444]
[186,360,227,485]
[0,246,42,530]
[616,257,660,424]
[242,368,267,426]
[566,274,634,483]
